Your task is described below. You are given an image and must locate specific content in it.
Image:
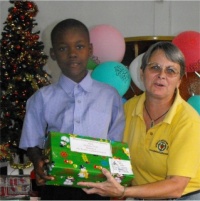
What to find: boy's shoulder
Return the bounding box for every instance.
[92,79,120,94]
[32,82,58,98]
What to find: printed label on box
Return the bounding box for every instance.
[70,137,112,157]
[109,158,133,175]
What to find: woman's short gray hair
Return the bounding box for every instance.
[141,41,185,78]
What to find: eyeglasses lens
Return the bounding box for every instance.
[147,63,179,77]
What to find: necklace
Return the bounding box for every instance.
[144,103,169,128]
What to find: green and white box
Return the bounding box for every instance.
[44,131,134,188]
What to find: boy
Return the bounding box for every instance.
[19,18,125,200]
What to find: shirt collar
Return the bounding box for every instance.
[164,89,183,124]
[131,93,146,120]
[58,71,93,95]
[131,90,184,125]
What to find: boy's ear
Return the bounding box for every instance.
[50,48,56,61]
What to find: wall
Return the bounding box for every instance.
[1,1,200,82]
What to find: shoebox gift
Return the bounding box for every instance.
[44,131,134,188]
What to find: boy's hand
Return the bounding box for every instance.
[34,157,54,186]
[27,147,54,185]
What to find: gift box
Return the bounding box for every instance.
[44,132,134,188]
[0,175,30,197]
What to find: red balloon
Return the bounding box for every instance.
[172,31,200,72]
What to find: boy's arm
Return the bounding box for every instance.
[27,146,43,165]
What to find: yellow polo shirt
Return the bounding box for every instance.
[123,91,200,195]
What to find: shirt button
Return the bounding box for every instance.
[77,100,81,103]
[76,120,80,123]
[150,132,153,135]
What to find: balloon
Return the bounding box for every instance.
[129,53,145,91]
[187,95,200,115]
[89,24,125,63]
[91,61,131,97]
[172,31,200,72]
[87,56,99,70]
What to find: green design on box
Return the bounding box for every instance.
[44,131,134,188]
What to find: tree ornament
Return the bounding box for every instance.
[20,15,25,21]
[7,14,13,20]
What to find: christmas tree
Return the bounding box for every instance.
[0,0,51,159]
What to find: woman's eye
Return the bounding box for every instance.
[166,68,176,74]
[152,65,160,70]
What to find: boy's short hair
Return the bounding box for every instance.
[51,18,90,45]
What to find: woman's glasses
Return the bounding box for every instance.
[146,62,180,77]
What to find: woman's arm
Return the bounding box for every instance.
[78,168,190,199]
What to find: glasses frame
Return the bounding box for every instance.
[146,62,180,78]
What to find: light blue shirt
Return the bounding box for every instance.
[19,72,125,150]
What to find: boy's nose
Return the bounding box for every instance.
[68,47,77,57]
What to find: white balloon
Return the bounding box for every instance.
[129,53,145,91]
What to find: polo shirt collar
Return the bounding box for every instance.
[132,90,184,125]
[164,89,183,124]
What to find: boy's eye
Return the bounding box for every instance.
[58,47,67,51]
[76,44,84,49]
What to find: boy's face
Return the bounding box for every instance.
[50,28,92,83]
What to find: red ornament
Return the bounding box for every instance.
[7,14,13,21]
[12,7,18,13]
[27,2,34,9]
[15,45,21,50]
[5,112,10,117]
[20,15,25,20]
[33,35,39,40]
[2,40,7,45]
[172,31,200,72]
[14,91,18,95]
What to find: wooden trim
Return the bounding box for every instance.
[125,36,174,42]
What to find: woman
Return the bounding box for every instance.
[78,42,200,200]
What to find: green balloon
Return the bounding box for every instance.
[87,58,98,70]
[187,95,200,115]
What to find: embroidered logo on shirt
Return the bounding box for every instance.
[156,140,168,152]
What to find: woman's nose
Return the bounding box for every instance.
[158,68,167,78]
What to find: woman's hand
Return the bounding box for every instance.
[78,168,125,198]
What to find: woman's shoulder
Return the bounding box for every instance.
[178,99,200,120]
[125,94,143,107]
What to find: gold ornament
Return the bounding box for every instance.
[0,143,10,162]
[9,153,32,169]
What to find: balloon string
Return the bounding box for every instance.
[195,71,200,78]
[130,83,135,94]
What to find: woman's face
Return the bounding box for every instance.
[141,49,182,100]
